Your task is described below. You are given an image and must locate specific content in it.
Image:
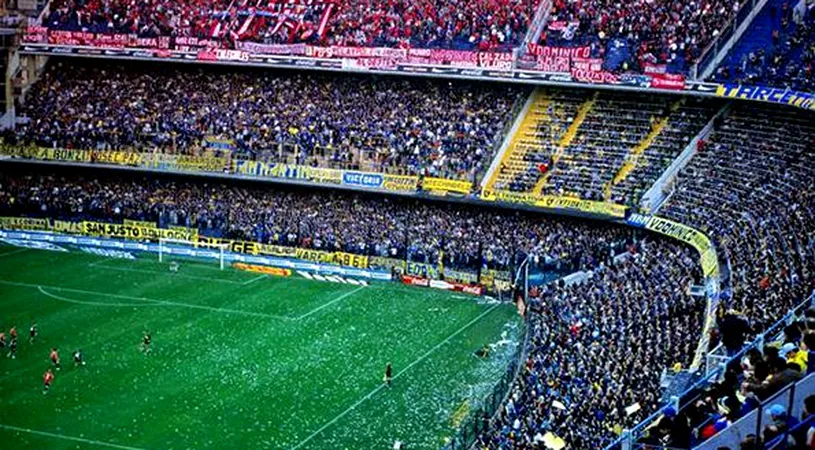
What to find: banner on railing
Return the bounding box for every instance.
[0,216,50,230]
[196,236,368,269]
[481,190,628,218]
[82,221,198,241]
[232,160,343,184]
[422,177,471,195]
[0,144,92,162]
[382,174,418,192]
[142,153,228,172]
[716,84,815,111]
[626,213,719,278]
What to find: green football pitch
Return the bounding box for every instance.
[0,243,521,450]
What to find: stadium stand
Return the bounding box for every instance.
[639,301,814,448]
[487,90,719,206]
[43,0,541,50]
[0,168,631,274]
[539,0,742,73]
[634,101,815,447]
[711,0,815,92]
[660,102,815,334]
[7,59,525,181]
[478,240,706,448]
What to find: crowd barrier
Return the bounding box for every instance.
[17,28,815,112]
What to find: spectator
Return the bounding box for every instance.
[9,59,525,182]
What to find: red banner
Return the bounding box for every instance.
[525,44,591,72]
[402,275,430,287]
[402,276,483,294]
[651,73,685,90]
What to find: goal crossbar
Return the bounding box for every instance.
[158,238,230,270]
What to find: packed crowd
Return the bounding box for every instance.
[0,167,630,273]
[44,0,540,50]
[644,103,815,446]
[712,0,815,92]
[540,0,741,71]
[480,239,706,448]
[9,59,524,181]
[536,93,717,205]
[661,103,815,334]
[641,306,814,448]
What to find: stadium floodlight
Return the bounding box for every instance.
[158,238,230,270]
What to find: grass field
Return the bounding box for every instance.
[0,243,520,450]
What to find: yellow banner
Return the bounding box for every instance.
[481,190,627,218]
[638,215,719,278]
[368,256,406,270]
[52,220,83,234]
[123,219,156,228]
[0,216,50,230]
[0,145,92,162]
[423,177,471,195]
[232,161,343,184]
[90,150,142,166]
[382,174,418,192]
[82,221,198,241]
[294,248,369,269]
[197,236,368,269]
[142,154,227,172]
[232,262,291,277]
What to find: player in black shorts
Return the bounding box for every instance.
[142,332,151,355]
[29,323,37,344]
[8,337,17,359]
[384,362,393,388]
[73,349,85,367]
[0,332,6,350]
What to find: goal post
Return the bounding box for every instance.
[158,238,230,270]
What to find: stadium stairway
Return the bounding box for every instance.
[484,89,590,193]
[603,103,676,199]
[531,93,597,195]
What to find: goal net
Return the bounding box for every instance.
[158,238,230,270]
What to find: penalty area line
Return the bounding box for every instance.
[0,423,148,450]
[241,274,267,286]
[288,303,501,450]
[293,285,367,320]
[0,248,30,258]
[0,280,293,321]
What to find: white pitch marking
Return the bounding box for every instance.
[0,424,148,450]
[241,274,267,286]
[0,248,30,258]
[0,280,292,321]
[293,285,367,320]
[288,304,500,450]
[38,286,158,308]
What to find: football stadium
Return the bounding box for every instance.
[0,0,812,449]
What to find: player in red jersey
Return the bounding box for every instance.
[43,368,54,394]
[50,348,60,370]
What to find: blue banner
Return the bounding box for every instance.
[342,171,384,188]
